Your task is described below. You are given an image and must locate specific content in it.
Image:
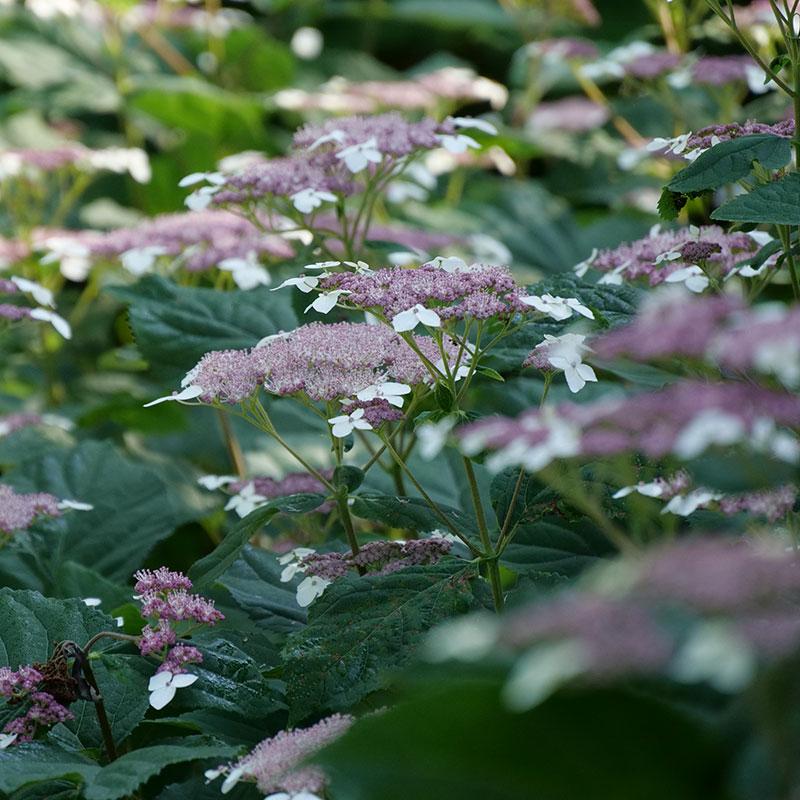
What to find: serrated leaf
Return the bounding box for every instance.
[668,135,791,193]
[333,465,364,493]
[111,276,298,380]
[82,737,238,800]
[490,468,555,532]
[2,441,206,583]
[657,188,684,221]
[712,173,800,224]
[188,494,325,591]
[282,562,484,722]
[0,743,99,794]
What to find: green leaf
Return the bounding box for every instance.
[0,743,99,795]
[668,135,791,193]
[188,494,325,591]
[501,517,614,580]
[490,468,555,532]
[282,562,484,722]
[712,173,800,224]
[317,681,726,800]
[333,465,364,493]
[657,188,685,221]
[83,737,238,800]
[220,546,306,634]
[350,493,478,545]
[4,440,206,583]
[110,276,298,380]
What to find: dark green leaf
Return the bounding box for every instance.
[0,743,99,795]
[668,135,791,193]
[189,494,325,591]
[282,562,484,722]
[712,173,800,224]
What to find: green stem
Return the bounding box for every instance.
[462,456,504,612]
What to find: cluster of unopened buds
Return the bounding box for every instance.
[133,567,223,709]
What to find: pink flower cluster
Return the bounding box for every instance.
[319,262,526,319]
[229,470,333,499]
[89,210,293,272]
[591,225,758,285]
[301,537,453,581]
[686,119,794,151]
[0,484,61,535]
[592,293,800,388]
[215,713,354,795]
[461,380,800,467]
[0,666,73,742]
[500,537,800,680]
[134,567,222,670]
[186,322,450,404]
[718,486,797,523]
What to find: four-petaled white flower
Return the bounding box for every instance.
[29,309,72,340]
[573,249,598,278]
[661,489,723,517]
[272,275,319,293]
[416,417,456,460]
[308,129,346,151]
[179,171,226,211]
[278,547,316,582]
[336,138,382,172]
[291,187,338,214]
[148,670,198,710]
[519,294,594,321]
[664,265,709,293]
[612,481,665,499]
[328,407,373,438]
[539,333,598,394]
[10,276,54,307]
[219,251,271,290]
[121,246,168,277]
[391,304,442,332]
[646,132,691,156]
[305,289,351,315]
[224,482,268,518]
[197,474,238,490]
[436,133,480,154]
[39,236,92,281]
[448,116,498,135]
[296,574,331,607]
[143,385,203,408]
[356,381,411,407]
[58,500,94,511]
[428,255,472,273]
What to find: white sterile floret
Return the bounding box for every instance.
[391,304,442,332]
[336,138,382,172]
[296,575,331,607]
[0,733,17,749]
[356,381,411,407]
[148,670,198,710]
[121,246,167,277]
[39,236,93,281]
[672,410,746,459]
[305,290,350,315]
[416,417,457,461]
[10,276,54,308]
[291,187,337,214]
[197,475,238,491]
[519,293,594,321]
[278,548,316,583]
[308,129,346,151]
[219,252,271,290]
[143,385,203,408]
[646,132,691,156]
[303,260,341,271]
[225,483,268,518]
[540,333,598,394]
[29,309,72,340]
[58,500,94,511]
[272,275,319,293]
[573,248,598,278]
[661,489,723,517]
[328,408,373,438]
[612,481,665,499]
[436,133,480,154]
[448,116,498,135]
[82,597,102,607]
[664,265,709,293]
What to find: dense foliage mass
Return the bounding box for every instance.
[0,0,799,797]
